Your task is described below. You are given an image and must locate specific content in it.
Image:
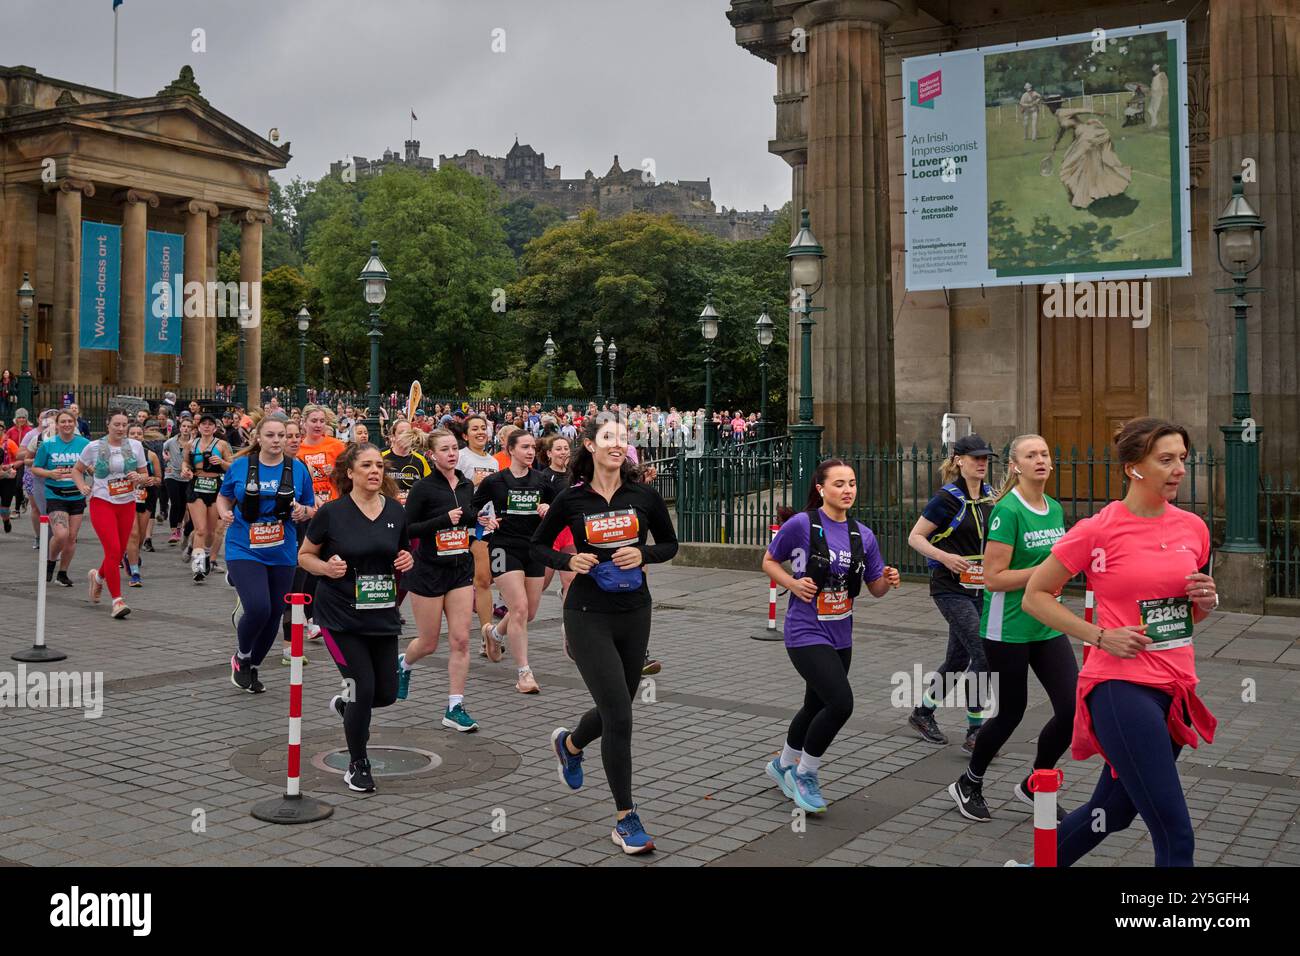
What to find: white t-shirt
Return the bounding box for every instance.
[457,447,499,484]
[78,438,146,504]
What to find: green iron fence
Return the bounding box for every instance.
[1263,474,1300,599]
[33,383,216,428]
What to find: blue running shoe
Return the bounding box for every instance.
[785,767,827,813]
[396,654,411,701]
[765,758,796,798]
[611,810,655,855]
[551,727,583,790]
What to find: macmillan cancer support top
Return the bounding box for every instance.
[981,488,1067,643]
[305,494,410,637]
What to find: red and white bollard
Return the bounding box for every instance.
[12,515,66,663]
[251,593,333,824]
[752,523,784,641]
[1028,767,1064,867]
[1082,588,1096,664]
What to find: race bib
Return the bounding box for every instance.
[584,508,640,548]
[194,475,219,495]
[816,588,853,622]
[474,467,494,479]
[959,559,985,590]
[135,486,149,504]
[316,486,334,504]
[107,476,134,498]
[397,489,409,505]
[435,528,470,556]
[355,574,396,610]
[1138,596,1193,649]
[505,489,540,515]
[249,521,285,550]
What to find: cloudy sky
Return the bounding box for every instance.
[7,0,790,212]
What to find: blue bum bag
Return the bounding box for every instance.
[591,560,644,592]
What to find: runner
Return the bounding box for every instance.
[457,413,502,657]
[905,434,997,749]
[299,443,413,793]
[19,409,56,548]
[534,412,679,854]
[473,429,556,693]
[279,418,312,665]
[295,405,347,638]
[30,409,89,586]
[72,408,147,619]
[761,459,900,814]
[1022,418,1216,867]
[397,428,480,731]
[539,434,579,661]
[947,434,1075,822]
[218,413,315,694]
[163,417,193,545]
[0,430,19,534]
[123,424,163,587]
[381,420,431,505]
[182,413,231,583]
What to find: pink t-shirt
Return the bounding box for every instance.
[731,417,745,434]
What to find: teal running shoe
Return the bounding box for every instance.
[785,767,827,813]
[442,703,478,732]
[765,758,796,798]
[396,654,411,701]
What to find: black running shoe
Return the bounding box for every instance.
[344,758,375,792]
[2,517,10,533]
[1015,775,1068,822]
[45,561,55,583]
[962,726,980,754]
[908,709,949,745]
[642,654,661,676]
[142,539,155,553]
[55,571,73,588]
[249,667,265,694]
[948,774,991,822]
[230,655,255,692]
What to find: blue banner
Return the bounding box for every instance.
[79,221,121,351]
[145,230,184,356]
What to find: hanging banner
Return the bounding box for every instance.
[78,221,121,350]
[145,230,184,355]
[902,20,1190,291]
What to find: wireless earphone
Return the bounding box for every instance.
[1130,469,1144,480]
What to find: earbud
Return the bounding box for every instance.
[1130,469,1144,480]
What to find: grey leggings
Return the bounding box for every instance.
[918,590,989,716]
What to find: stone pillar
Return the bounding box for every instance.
[117,189,158,389]
[238,210,270,405]
[177,200,217,390]
[796,0,909,450]
[206,214,219,390]
[49,179,94,385]
[1209,0,1300,481]
[0,184,39,375]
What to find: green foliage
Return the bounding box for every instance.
[501,198,568,258]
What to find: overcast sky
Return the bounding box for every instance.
[6,0,790,212]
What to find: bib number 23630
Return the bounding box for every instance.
[1137,596,1193,649]
[355,574,396,610]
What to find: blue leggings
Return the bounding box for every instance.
[228,560,296,667]
[1057,680,1194,867]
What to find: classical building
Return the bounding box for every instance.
[0,64,288,397]
[728,0,1299,488]
[330,139,780,241]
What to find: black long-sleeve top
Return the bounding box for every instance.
[405,468,476,565]
[471,466,556,545]
[531,479,679,612]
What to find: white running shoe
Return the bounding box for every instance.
[305,621,322,641]
[87,569,103,604]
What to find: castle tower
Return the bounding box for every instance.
[404,140,420,164]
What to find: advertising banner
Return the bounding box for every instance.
[145,230,184,356]
[78,221,121,350]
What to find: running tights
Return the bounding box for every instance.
[919,590,988,717]
[786,643,854,758]
[969,634,1078,777]
[228,561,295,667]
[1057,681,1194,867]
[321,628,398,763]
[164,478,189,529]
[89,497,134,600]
[0,475,18,518]
[567,605,652,812]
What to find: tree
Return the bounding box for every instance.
[501,198,568,257]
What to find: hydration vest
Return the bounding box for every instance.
[239,455,297,524]
[806,509,865,600]
[925,481,993,570]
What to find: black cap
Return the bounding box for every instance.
[198,412,219,425]
[953,434,996,457]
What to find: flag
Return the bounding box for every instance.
[410,109,417,121]
[113,0,123,8]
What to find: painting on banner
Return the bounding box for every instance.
[145,230,184,355]
[902,20,1191,291]
[78,221,121,350]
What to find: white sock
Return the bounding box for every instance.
[517,666,530,678]
[399,655,413,671]
[448,694,464,709]
[797,753,822,776]
[780,744,802,769]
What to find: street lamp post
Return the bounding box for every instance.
[543,333,556,407]
[296,305,311,410]
[322,355,330,393]
[234,300,251,410]
[1214,174,1266,556]
[755,310,774,441]
[607,339,618,404]
[593,330,605,407]
[17,272,34,412]
[698,297,720,449]
[358,241,390,435]
[785,209,826,493]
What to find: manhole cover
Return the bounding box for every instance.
[316,746,442,776]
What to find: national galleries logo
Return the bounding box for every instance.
[910,69,942,109]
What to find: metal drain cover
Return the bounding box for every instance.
[315,746,442,776]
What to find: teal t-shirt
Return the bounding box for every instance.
[33,434,90,499]
[980,489,1066,643]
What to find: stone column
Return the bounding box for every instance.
[49,179,95,385]
[177,200,218,390]
[238,210,270,404]
[206,214,219,391]
[117,189,158,389]
[0,184,39,374]
[1209,0,1300,482]
[796,0,910,450]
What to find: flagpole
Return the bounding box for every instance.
[113,8,119,92]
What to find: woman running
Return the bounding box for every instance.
[1022,418,1217,867]
[457,413,502,657]
[299,443,413,793]
[538,434,576,610]
[906,434,997,749]
[123,424,163,587]
[19,409,56,548]
[295,405,347,639]
[381,420,431,505]
[163,416,193,545]
[279,418,312,665]
[947,434,1075,822]
[397,428,479,731]
[0,431,19,534]
[534,412,679,854]
[762,459,900,814]
[219,413,315,695]
[31,409,89,586]
[72,408,147,619]
[472,429,556,694]
[182,413,231,583]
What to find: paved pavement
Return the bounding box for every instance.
[0,522,1297,867]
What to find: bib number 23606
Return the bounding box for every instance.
[355,574,396,610]
[1137,596,1193,649]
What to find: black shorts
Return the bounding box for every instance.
[187,484,219,506]
[490,540,544,579]
[46,497,86,517]
[404,558,474,599]
[135,488,160,514]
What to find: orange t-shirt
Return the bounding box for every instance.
[297,436,347,505]
[494,450,511,471]
[0,439,18,471]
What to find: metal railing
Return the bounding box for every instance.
[33,383,214,427]
[1263,474,1300,599]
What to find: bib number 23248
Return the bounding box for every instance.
[355,574,396,610]
[1137,596,1193,649]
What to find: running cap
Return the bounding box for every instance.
[198,412,220,425]
[953,434,996,458]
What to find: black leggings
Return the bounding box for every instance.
[567,604,652,812]
[969,634,1078,777]
[164,477,188,529]
[320,627,398,762]
[0,476,18,517]
[786,643,854,758]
